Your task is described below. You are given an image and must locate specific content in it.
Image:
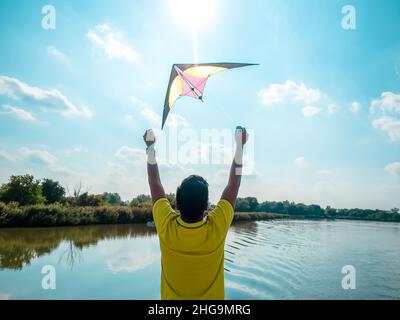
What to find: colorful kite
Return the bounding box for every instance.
[161,63,257,129]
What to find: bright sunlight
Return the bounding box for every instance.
[170,0,217,30]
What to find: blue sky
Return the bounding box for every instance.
[0,0,399,209]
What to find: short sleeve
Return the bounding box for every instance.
[152,198,177,233]
[207,199,234,234]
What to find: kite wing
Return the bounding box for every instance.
[161,63,257,129]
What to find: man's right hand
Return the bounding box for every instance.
[143,129,156,148]
[144,128,166,203]
[235,126,249,147]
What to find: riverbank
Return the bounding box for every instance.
[0,202,290,227]
[1,202,399,228]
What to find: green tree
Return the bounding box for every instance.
[235,198,251,212]
[0,175,45,205]
[74,192,102,207]
[102,192,122,206]
[245,197,259,211]
[41,179,65,204]
[130,194,152,208]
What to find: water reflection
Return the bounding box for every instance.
[0,220,399,299]
[0,225,156,270]
[58,241,83,270]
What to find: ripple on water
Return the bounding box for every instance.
[224,221,316,299]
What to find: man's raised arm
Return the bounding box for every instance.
[143,129,166,203]
[221,126,249,208]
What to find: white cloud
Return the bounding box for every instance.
[1,104,35,122]
[19,147,71,174]
[64,146,85,156]
[370,92,400,114]
[385,162,400,176]
[259,80,322,106]
[302,106,321,118]
[20,147,56,165]
[47,46,71,67]
[328,103,339,114]
[87,24,139,63]
[115,146,146,166]
[294,156,309,169]
[114,145,187,173]
[0,149,14,162]
[131,96,189,128]
[143,112,190,128]
[350,101,361,114]
[191,143,234,165]
[140,108,161,126]
[209,169,229,185]
[124,114,134,122]
[167,114,190,128]
[130,96,152,110]
[372,116,400,142]
[107,249,159,273]
[370,92,400,141]
[0,76,92,118]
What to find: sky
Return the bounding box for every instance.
[0,0,399,209]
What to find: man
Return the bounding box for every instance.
[143,126,249,300]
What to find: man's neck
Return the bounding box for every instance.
[180,214,204,224]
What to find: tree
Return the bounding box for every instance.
[0,175,45,205]
[102,192,122,206]
[235,198,251,212]
[75,192,103,207]
[325,206,337,218]
[245,197,259,211]
[130,194,152,208]
[41,179,65,204]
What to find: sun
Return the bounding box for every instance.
[170,0,216,31]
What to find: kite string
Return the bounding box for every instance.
[192,29,198,64]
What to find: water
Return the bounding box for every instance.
[0,220,399,300]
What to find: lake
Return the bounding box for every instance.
[0,219,399,300]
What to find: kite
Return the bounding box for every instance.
[161,63,257,129]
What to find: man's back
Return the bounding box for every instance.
[144,126,248,300]
[153,198,234,300]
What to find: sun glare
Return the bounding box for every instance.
[170,0,216,30]
[170,0,217,63]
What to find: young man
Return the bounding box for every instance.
[143,126,249,300]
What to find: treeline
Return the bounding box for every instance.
[0,174,175,208]
[0,174,123,207]
[235,197,400,222]
[0,175,155,227]
[0,175,399,227]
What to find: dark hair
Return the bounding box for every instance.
[176,175,209,221]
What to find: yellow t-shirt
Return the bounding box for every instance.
[152,198,234,300]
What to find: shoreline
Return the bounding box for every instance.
[0,208,398,229]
